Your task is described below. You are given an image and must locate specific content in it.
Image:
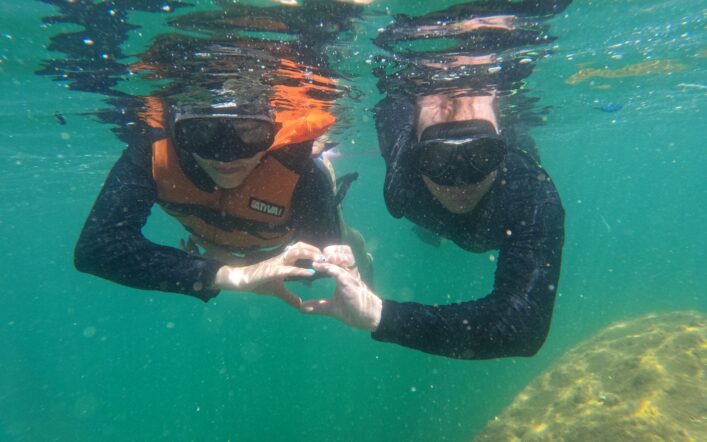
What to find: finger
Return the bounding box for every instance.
[275,266,319,280]
[311,262,351,280]
[301,298,333,315]
[290,241,322,251]
[272,285,302,309]
[240,263,314,290]
[322,245,355,268]
[289,242,323,256]
[282,245,324,265]
[322,245,352,256]
[313,260,360,280]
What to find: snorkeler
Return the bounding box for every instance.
[301,0,569,359]
[73,11,372,305]
[74,90,338,306]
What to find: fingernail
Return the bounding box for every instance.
[306,269,316,274]
[316,255,326,262]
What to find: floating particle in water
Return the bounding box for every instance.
[54,112,66,125]
[82,38,94,46]
[596,103,623,112]
[83,326,96,338]
[677,82,707,90]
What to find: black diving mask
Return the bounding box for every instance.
[173,115,275,162]
[416,121,506,185]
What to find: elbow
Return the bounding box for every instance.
[73,244,92,275]
[508,317,552,357]
[73,234,100,276]
[451,325,550,360]
[515,334,546,357]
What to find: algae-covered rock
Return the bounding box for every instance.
[475,311,706,442]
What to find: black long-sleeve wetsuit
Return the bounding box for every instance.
[371,147,564,360]
[370,0,569,359]
[74,131,341,302]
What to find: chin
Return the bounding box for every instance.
[210,172,248,189]
[214,178,245,189]
[445,203,475,214]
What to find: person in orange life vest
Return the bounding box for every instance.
[74,93,348,307]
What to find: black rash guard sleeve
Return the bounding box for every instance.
[289,160,342,248]
[371,174,564,360]
[73,142,223,301]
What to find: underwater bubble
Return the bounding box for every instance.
[82,326,96,338]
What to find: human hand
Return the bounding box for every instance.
[301,245,382,331]
[212,242,324,308]
[454,15,516,33]
[417,14,516,35]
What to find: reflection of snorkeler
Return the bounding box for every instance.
[301,0,569,360]
[74,37,371,306]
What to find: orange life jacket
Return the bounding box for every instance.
[152,137,300,252]
[140,95,333,253]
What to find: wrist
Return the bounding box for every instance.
[365,292,383,332]
[212,265,245,290]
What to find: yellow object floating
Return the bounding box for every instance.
[566,59,688,85]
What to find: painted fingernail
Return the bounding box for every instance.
[306,269,316,274]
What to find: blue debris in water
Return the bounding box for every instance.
[54,111,66,125]
[596,103,623,112]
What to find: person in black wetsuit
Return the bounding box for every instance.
[69,2,371,307]
[301,0,569,359]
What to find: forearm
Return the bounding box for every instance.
[372,200,564,359]
[74,145,223,301]
[372,275,558,360]
[75,223,223,300]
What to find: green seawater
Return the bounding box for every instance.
[0,1,704,441]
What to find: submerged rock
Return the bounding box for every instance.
[475,311,706,442]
